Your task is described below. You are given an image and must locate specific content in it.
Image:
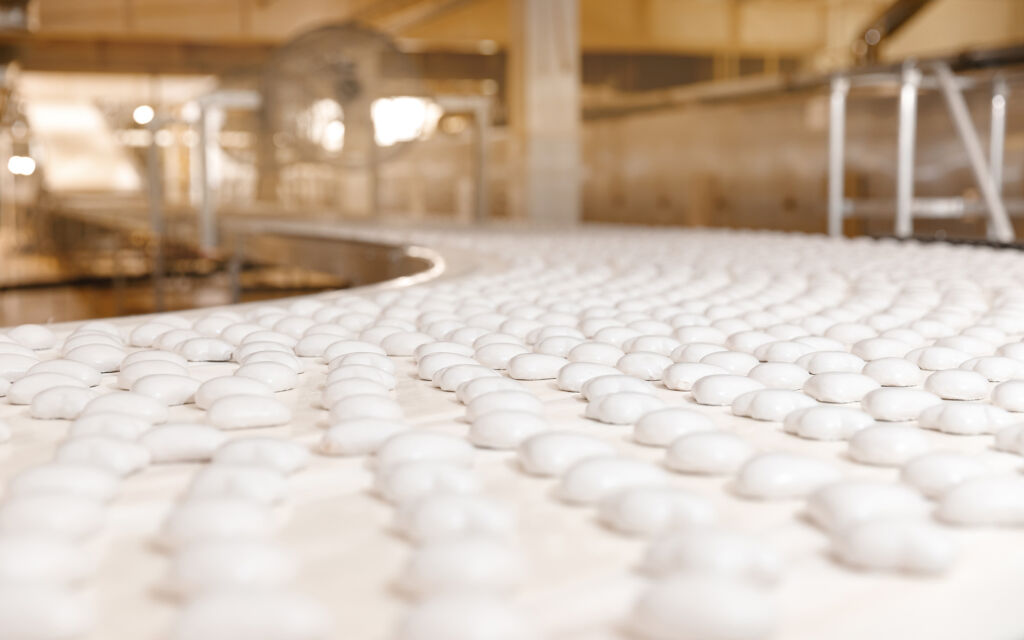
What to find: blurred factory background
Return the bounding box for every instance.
[0,0,1022,323]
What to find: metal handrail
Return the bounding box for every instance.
[584,44,1024,120]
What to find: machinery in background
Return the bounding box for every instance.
[828,47,1023,243]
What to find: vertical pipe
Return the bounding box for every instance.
[933,62,1013,243]
[473,99,490,223]
[990,77,1008,196]
[368,115,380,218]
[228,234,243,304]
[827,76,849,237]
[895,65,920,239]
[0,132,14,238]
[197,106,214,252]
[146,120,165,312]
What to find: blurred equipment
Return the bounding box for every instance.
[828,48,1023,242]
[262,23,429,169]
[854,0,935,65]
[188,22,443,249]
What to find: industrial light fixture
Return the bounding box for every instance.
[371,97,441,147]
[7,155,35,176]
[132,104,155,125]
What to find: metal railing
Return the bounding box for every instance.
[827,59,1021,242]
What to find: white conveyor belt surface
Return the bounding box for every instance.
[2,225,1024,640]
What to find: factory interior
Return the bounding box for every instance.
[1,1,1024,639]
[0,0,1018,323]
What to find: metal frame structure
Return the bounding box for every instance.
[433,94,492,222]
[828,62,1019,242]
[194,89,262,253]
[140,89,493,310]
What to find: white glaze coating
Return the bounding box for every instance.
[630,575,776,640]
[833,518,956,575]
[991,380,1024,412]
[375,432,475,471]
[861,357,924,387]
[81,391,169,423]
[860,388,942,422]
[848,425,931,467]
[806,480,930,533]
[0,585,95,639]
[917,402,1013,435]
[662,362,728,392]
[319,418,410,456]
[469,411,547,449]
[782,405,875,441]
[139,423,227,463]
[375,461,480,505]
[171,591,330,640]
[558,456,669,504]
[166,540,297,596]
[802,372,880,403]
[29,385,97,420]
[213,437,310,474]
[633,408,716,447]
[394,593,536,640]
[900,452,988,498]
[937,476,1024,526]
[398,536,526,595]
[584,391,666,425]
[665,431,755,475]
[516,431,617,476]
[731,388,816,422]
[598,486,716,535]
[923,370,990,401]
[395,494,515,543]
[206,394,291,430]
[641,525,782,584]
[734,452,841,500]
[159,498,276,548]
[186,465,287,504]
[6,463,118,502]
[55,435,151,476]
[691,375,766,406]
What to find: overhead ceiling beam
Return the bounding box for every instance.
[854,0,934,64]
[0,32,275,74]
[354,0,483,34]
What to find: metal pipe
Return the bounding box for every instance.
[145,118,165,312]
[228,234,243,304]
[933,62,1014,243]
[194,90,259,251]
[855,0,934,65]
[895,64,919,238]
[196,105,216,252]
[990,77,1008,195]
[584,44,1024,122]
[827,76,849,237]
[473,100,490,222]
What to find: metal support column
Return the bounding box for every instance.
[472,100,491,223]
[507,0,581,224]
[194,90,261,252]
[990,76,1008,196]
[827,76,849,237]
[895,64,920,238]
[228,234,244,304]
[933,62,1014,243]
[145,118,166,311]
[196,105,217,253]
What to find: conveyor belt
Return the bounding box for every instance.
[3,225,1024,640]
